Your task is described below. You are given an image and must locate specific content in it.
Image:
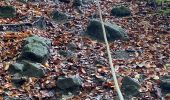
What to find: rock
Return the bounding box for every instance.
[160,75,170,92]
[121,76,141,96]
[56,75,82,90]
[4,96,30,100]
[51,10,69,23]
[59,50,74,57]
[8,60,45,77]
[146,0,169,6]
[23,35,51,48]
[86,19,129,42]
[73,0,82,6]
[112,50,136,59]
[111,6,131,17]
[59,0,71,3]
[0,6,16,18]
[11,73,27,87]
[32,17,47,29]
[20,43,50,63]
[17,0,28,3]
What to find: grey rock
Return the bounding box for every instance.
[73,0,82,6]
[112,50,136,59]
[16,0,28,3]
[56,75,82,90]
[51,10,69,23]
[160,75,170,92]
[59,50,74,57]
[4,96,30,100]
[0,6,16,18]
[8,60,45,77]
[11,73,27,87]
[121,76,141,96]
[111,6,131,17]
[59,0,71,3]
[86,19,129,42]
[32,17,47,29]
[20,43,50,63]
[23,35,51,48]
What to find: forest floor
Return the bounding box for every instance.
[0,0,169,100]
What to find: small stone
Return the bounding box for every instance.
[86,19,129,42]
[111,6,131,17]
[8,60,45,77]
[0,6,16,18]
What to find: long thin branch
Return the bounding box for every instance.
[96,1,124,100]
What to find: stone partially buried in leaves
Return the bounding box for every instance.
[8,60,45,77]
[56,75,82,90]
[121,76,141,96]
[111,6,131,17]
[0,6,16,18]
[160,75,170,92]
[59,0,71,3]
[86,19,129,42]
[20,43,50,63]
[51,10,68,23]
[24,35,52,48]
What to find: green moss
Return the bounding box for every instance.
[158,8,170,15]
[147,0,170,5]
[111,6,131,17]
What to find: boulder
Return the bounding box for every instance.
[121,76,141,96]
[51,10,69,23]
[8,60,45,77]
[56,75,82,90]
[160,75,170,92]
[23,35,51,48]
[0,6,16,18]
[111,6,131,17]
[20,43,50,63]
[86,19,129,42]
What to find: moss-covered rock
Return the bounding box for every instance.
[23,35,52,48]
[0,6,16,18]
[111,6,131,17]
[86,19,129,42]
[20,43,50,63]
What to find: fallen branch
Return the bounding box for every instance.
[96,0,124,100]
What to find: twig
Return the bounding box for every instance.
[96,0,124,100]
